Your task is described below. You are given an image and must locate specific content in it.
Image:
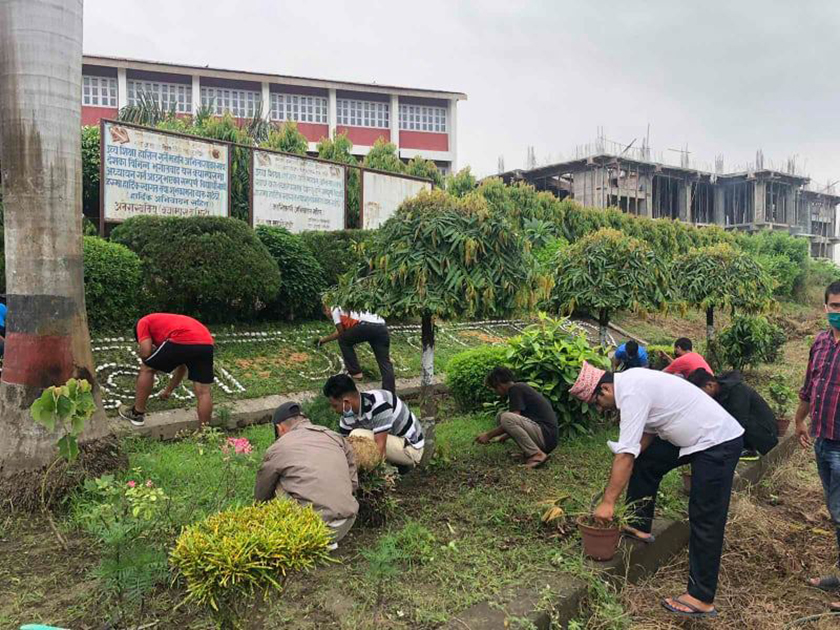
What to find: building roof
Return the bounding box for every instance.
[83,54,468,101]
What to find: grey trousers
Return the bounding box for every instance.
[498,411,546,457]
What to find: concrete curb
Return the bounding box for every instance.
[109,377,448,440]
[446,431,799,630]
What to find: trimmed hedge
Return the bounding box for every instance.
[83,236,143,331]
[298,229,373,288]
[255,226,327,321]
[111,216,280,323]
[445,345,510,411]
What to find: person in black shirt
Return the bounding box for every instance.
[474,367,558,468]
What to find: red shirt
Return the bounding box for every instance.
[136,313,213,346]
[800,330,840,439]
[663,352,712,378]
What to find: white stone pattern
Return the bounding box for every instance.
[91,320,610,409]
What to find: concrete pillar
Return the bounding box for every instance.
[639,174,652,217]
[328,88,337,139]
[390,94,399,150]
[448,98,458,172]
[753,181,766,224]
[713,185,725,226]
[117,67,127,110]
[261,82,271,121]
[191,75,201,115]
[785,186,796,226]
[679,180,691,222]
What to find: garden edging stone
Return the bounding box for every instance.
[445,430,799,630]
[108,376,447,440]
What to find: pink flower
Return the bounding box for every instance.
[225,437,252,455]
[127,480,136,488]
[145,480,154,488]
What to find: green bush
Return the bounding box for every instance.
[83,236,143,331]
[255,226,327,321]
[809,258,840,288]
[81,125,100,219]
[298,229,373,288]
[713,314,786,371]
[646,344,674,371]
[111,216,280,323]
[170,499,332,627]
[445,345,510,411]
[504,315,609,434]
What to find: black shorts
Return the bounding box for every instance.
[143,341,214,384]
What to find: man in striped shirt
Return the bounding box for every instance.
[323,374,424,468]
[798,280,840,610]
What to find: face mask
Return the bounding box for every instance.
[829,312,840,330]
[342,400,355,419]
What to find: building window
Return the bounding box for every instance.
[127,80,192,114]
[270,93,327,124]
[200,87,261,118]
[399,104,447,133]
[82,75,118,107]
[336,98,389,129]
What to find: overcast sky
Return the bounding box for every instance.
[85,0,840,184]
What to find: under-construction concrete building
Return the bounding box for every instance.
[498,139,840,261]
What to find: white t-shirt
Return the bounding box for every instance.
[609,368,744,458]
[331,308,385,327]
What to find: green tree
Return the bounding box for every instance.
[260,121,308,156]
[672,243,774,341]
[362,138,405,173]
[445,167,477,198]
[318,132,360,228]
[405,156,443,189]
[81,126,101,219]
[552,228,671,345]
[330,189,550,388]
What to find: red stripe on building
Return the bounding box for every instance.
[82,106,119,126]
[400,131,448,151]
[295,123,329,144]
[337,126,390,147]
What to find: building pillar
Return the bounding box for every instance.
[713,184,725,226]
[449,98,458,172]
[679,180,690,222]
[785,186,796,226]
[390,94,399,150]
[191,75,201,116]
[117,67,127,110]
[639,174,652,217]
[753,180,766,224]
[328,88,337,139]
[261,81,271,121]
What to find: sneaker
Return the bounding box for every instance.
[119,404,145,427]
[739,449,759,462]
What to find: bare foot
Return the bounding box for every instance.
[665,593,715,614]
[830,601,840,612]
[523,453,548,469]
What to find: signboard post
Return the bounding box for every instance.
[250,149,346,232]
[360,169,432,230]
[99,120,231,233]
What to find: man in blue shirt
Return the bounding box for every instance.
[0,297,7,357]
[612,340,648,371]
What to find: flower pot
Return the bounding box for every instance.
[776,416,791,437]
[681,470,692,495]
[577,516,621,561]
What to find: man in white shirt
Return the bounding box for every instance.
[570,362,744,619]
[315,306,395,394]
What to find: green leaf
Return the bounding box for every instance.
[30,390,57,432]
[57,434,79,463]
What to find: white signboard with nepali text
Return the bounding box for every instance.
[101,121,230,223]
[361,170,431,230]
[251,150,346,232]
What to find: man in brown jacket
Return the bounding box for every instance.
[255,401,359,544]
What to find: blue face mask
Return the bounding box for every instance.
[342,401,355,420]
[829,312,840,330]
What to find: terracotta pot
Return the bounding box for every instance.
[681,470,692,495]
[777,416,791,437]
[577,516,621,561]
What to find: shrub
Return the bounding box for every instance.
[110,216,280,323]
[170,499,332,627]
[646,344,674,371]
[81,125,101,218]
[504,315,609,434]
[317,133,360,227]
[259,121,308,155]
[405,156,444,188]
[356,464,398,527]
[809,258,840,287]
[255,226,327,321]
[83,236,143,331]
[445,345,510,411]
[445,167,477,198]
[712,314,786,371]
[362,138,405,173]
[298,229,374,288]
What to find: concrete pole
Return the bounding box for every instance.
[328,88,338,139]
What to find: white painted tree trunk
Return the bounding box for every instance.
[420,315,435,388]
[0,0,109,476]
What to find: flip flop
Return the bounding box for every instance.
[661,597,718,618]
[807,575,840,591]
[622,530,656,544]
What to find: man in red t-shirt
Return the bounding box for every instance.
[661,337,713,379]
[119,313,214,427]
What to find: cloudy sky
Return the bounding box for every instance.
[85,0,840,184]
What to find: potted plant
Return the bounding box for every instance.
[768,376,794,437]
[575,495,637,561]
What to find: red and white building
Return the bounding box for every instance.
[82,55,466,173]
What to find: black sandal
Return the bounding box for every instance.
[661,597,718,618]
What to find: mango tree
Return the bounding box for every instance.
[672,243,774,341]
[552,228,671,345]
[330,188,550,389]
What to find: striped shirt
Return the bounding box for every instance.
[800,329,840,440]
[339,390,424,449]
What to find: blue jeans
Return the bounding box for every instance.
[814,438,840,563]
